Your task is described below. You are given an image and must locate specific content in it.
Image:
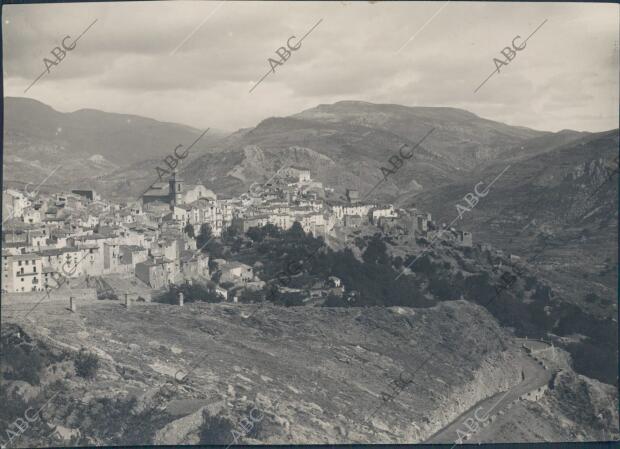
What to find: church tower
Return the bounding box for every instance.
[169,170,184,206]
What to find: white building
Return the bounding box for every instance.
[281,166,312,183]
[2,254,44,292]
[3,190,32,221]
[371,206,397,223]
[22,207,42,224]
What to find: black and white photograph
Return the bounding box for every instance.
[1,0,618,446]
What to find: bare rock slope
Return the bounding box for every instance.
[2,298,617,445]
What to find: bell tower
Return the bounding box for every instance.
[169,170,184,205]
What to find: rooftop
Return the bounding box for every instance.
[39,247,81,256]
[120,245,147,252]
[11,253,42,261]
[2,242,28,248]
[137,257,175,267]
[222,261,252,270]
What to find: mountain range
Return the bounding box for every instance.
[4,97,602,201]
[2,97,561,199]
[2,97,225,195]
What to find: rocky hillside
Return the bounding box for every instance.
[4,98,558,200]
[181,101,553,199]
[3,297,618,446]
[2,297,612,446]
[404,129,619,312]
[293,101,547,167]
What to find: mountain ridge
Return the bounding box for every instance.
[2,97,597,203]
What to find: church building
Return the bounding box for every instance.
[141,171,216,206]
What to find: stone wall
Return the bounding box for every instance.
[1,288,96,305]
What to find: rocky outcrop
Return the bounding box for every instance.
[153,401,226,444]
[538,371,619,441]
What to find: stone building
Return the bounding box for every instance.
[456,231,473,247]
[135,258,177,289]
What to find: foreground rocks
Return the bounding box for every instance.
[1,299,617,445]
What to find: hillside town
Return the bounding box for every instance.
[1,167,473,303]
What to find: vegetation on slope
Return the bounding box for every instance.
[218,223,617,386]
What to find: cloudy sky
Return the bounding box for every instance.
[3,1,618,133]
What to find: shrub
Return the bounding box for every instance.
[0,388,57,446]
[246,226,265,243]
[238,289,263,304]
[392,256,403,269]
[408,254,434,275]
[565,338,618,385]
[156,282,222,304]
[362,234,389,265]
[323,294,348,307]
[74,349,99,379]
[1,343,43,385]
[532,284,552,302]
[428,276,453,301]
[231,238,243,253]
[524,276,537,290]
[274,291,305,307]
[354,237,365,250]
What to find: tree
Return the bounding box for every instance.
[231,238,243,253]
[2,341,43,385]
[392,256,403,269]
[264,223,281,238]
[206,241,226,258]
[354,237,366,250]
[223,225,239,239]
[286,221,306,240]
[428,276,453,301]
[246,226,265,242]
[208,258,218,274]
[184,223,195,238]
[407,254,434,275]
[197,224,213,251]
[74,349,99,379]
[362,234,389,265]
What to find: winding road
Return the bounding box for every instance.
[424,341,553,444]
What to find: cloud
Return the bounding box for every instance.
[3,1,618,132]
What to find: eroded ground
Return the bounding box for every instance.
[1,297,617,445]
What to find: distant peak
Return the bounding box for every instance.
[333,100,375,106]
[5,96,58,111]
